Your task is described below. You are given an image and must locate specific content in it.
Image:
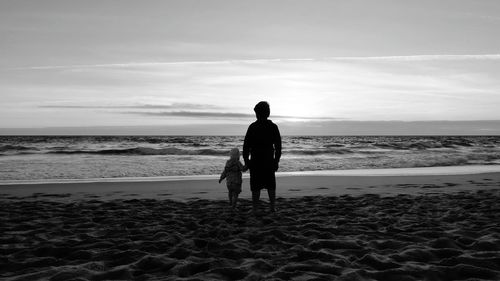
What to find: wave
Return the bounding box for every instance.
[2,145,500,158]
[372,140,475,150]
[52,147,356,156]
[0,145,37,152]
[286,148,354,155]
[50,147,230,156]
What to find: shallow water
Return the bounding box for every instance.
[1,135,500,181]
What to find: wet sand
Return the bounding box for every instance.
[1,169,500,201]
[1,172,500,280]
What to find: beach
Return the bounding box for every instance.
[1,170,500,280]
[3,0,500,279]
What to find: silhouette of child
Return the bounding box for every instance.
[219,147,248,209]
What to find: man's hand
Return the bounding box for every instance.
[218,179,222,184]
[274,161,279,172]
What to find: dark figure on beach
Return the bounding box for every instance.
[243,101,282,213]
[219,147,248,209]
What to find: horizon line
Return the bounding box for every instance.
[2,119,500,128]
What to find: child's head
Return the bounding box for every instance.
[229,147,240,160]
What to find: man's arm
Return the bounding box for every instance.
[243,125,251,167]
[274,124,282,166]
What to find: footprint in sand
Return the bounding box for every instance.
[195,191,208,194]
[37,193,72,198]
[158,193,172,196]
[289,189,301,191]
[395,184,421,188]
[316,187,329,190]
[421,184,441,189]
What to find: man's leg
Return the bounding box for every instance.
[252,189,260,212]
[267,189,276,212]
[250,170,260,213]
[268,172,277,212]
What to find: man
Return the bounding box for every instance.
[243,101,282,213]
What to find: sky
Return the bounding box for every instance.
[1,0,500,135]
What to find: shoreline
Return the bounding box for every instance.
[1,169,500,202]
[2,164,500,186]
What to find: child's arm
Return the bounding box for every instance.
[219,168,227,183]
[239,161,248,172]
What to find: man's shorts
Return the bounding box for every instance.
[250,168,276,192]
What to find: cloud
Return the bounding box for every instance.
[123,111,339,121]
[330,54,500,62]
[39,104,340,121]
[9,54,500,70]
[6,59,284,70]
[39,103,223,110]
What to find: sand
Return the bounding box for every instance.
[2,167,500,201]
[1,171,500,280]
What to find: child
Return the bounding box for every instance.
[219,147,247,209]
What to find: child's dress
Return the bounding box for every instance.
[220,159,245,193]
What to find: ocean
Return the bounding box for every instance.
[1,135,500,182]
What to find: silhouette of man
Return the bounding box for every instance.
[243,101,282,213]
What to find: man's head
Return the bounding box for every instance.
[254,101,270,120]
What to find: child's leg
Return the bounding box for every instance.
[232,192,239,208]
[228,190,233,205]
